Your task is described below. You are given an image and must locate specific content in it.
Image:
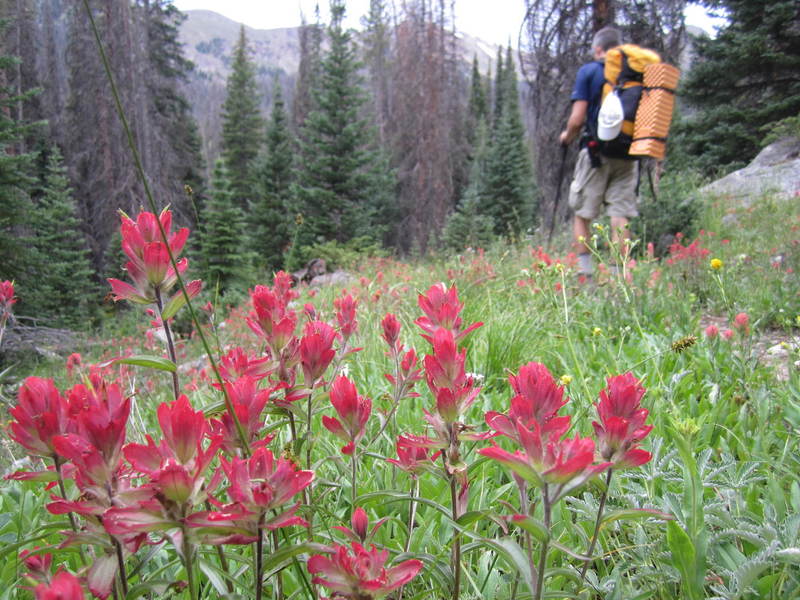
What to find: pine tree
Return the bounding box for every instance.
[0,19,39,286]
[220,26,264,210]
[200,160,249,294]
[443,119,496,251]
[28,147,96,327]
[673,0,800,173]
[483,48,537,238]
[468,56,488,125]
[293,0,390,250]
[251,81,294,272]
[145,1,207,226]
[293,9,323,129]
[492,47,505,130]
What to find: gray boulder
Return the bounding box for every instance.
[701,136,800,205]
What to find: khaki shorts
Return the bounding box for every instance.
[568,148,639,219]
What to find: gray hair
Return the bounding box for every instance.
[592,27,622,51]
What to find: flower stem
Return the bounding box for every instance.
[255,528,264,600]
[113,538,129,598]
[155,286,180,401]
[182,532,197,600]
[351,449,358,509]
[405,478,419,554]
[580,469,613,583]
[272,528,284,600]
[450,475,462,600]
[534,490,551,600]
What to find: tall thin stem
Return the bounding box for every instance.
[272,528,285,600]
[182,531,197,600]
[580,469,613,582]
[351,449,358,509]
[450,474,462,600]
[113,538,129,598]
[82,0,250,458]
[255,527,264,600]
[534,488,552,600]
[398,477,419,600]
[155,286,180,400]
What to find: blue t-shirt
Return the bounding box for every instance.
[570,60,605,137]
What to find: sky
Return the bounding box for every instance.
[172,1,725,47]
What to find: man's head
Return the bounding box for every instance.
[592,27,622,59]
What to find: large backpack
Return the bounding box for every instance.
[597,44,678,160]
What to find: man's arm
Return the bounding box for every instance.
[559,100,588,146]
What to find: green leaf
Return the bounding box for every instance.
[510,515,550,542]
[161,292,189,320]
[101,355,177,373]
[600,508,675,528]
[357,491,452,519]
[775,548,800,564]
[666,520,701,600]
[262,541,327,578]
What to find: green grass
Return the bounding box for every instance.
[1,191,799,599]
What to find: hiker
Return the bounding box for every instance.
[559,26,637,277]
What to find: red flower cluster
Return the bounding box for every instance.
[480,365,652,504]
[308,542,422,599]
[107,209,201,306]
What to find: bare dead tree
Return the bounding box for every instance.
[389,0,466,253]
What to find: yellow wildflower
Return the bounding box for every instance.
[710,258,723,270]
[560,374,573,386]
[592,327,602,337]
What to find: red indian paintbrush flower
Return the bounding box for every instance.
[334,292,359,340]
[307,542,423,599]
[415,282,482,342]
[386,436,433,477]
[66,377,130,470]
[333,507,387,545]
[107,208,201,306]
[300,320,338,387]
[209,375,274,455]
[423,328,479,424]
[486,362,570,444]
[592,373,653,469]
[322,376,371,455]
[185,445,313,544]
[0,279,16,315]
[381,313,402,353]
[8,377,73,459]
[247,283,298,354]
[479,420,611,503]
[217,347,273,381]
[34,569,86,600]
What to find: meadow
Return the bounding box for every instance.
[1,191,799,600]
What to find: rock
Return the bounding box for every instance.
[309,271,352,288]
[701,136,800,205]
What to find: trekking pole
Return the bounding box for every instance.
[547,144,569,247]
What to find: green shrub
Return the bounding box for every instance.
[633,168,704,256]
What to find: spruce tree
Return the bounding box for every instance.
[0,21,38,285]
[483,48,537,238]
[28,147,96,327]
[443,119,496,251]
[200,160,249,294]
[492,47,505,130]
[673,0,800,174]
[220,26,264,210]
[293,0,391,250]
[251,81,294,272]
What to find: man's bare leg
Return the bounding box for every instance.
[573,215,593,274]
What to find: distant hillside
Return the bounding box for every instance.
[177,9,506,174]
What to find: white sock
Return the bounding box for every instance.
[578,253,593,274]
